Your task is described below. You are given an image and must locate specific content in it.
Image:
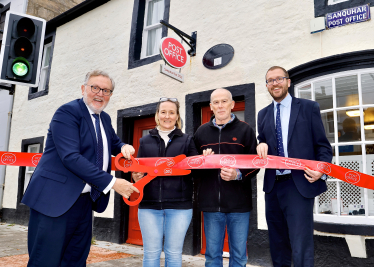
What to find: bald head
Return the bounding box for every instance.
[210,88,235,124]
[210,88,233,103]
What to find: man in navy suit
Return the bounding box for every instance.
[257,66,332,267]
[22,70,139,267]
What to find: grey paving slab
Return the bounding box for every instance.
[0,223,28,257]
[0,223,260,266]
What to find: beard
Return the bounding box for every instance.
[268,85,288,102]
[82,90,108,114]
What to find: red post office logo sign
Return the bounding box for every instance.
[32,154,42,166]
[345,171,360,184]
[1,153,16,165]
[187,156,205,168]
[160,37,187,69]
[220,156,236,167]
[252,156,268,168]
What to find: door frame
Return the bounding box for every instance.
[185,83,261,256]
[115,102,158,244]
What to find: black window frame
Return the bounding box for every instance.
[314,0,374,17]
[28,30,56,100]
[128,0,170,70]
[17,136,45,204]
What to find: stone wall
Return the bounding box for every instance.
[26,0,85,21]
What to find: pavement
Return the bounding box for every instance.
[0,223,260,266]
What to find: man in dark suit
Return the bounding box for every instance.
[257,66,333,267]
[22,70,139,267]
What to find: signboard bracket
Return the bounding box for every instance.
[160,20,197,56]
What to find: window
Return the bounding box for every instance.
[141,0,164,58]
[327,0,349,5]
[23,144,40,192]
[295,69,374,225]
[28,32,55,100]
[18,137,44,204]
[37,42,52,92]
[128,0,170,69]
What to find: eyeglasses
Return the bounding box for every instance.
[159,97,178,102]
[86,85,113,96]
[266,77,289,85]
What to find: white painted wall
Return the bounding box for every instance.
[3,0,374,230]
[0,0,27,13]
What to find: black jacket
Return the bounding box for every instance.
[193,115,259,212]
[137,128,198,209]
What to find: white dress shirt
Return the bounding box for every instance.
[273,93,292,176]
[82,104,116,194]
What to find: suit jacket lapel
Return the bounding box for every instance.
[79,98,97,154]
[288,97,300,143]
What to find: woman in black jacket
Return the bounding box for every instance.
[132,97,198,267]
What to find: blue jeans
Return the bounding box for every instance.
[203,211,250,267]
[138,208,192,267]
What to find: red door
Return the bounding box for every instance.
[200,101,245,255]
[126,116,156,245]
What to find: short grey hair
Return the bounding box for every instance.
[83,70,115,90]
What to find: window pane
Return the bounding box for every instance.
[314,79,333,110]
[38,69,47,92]
[338,146,364,215]
[361,73,374,105]
[43,45,51,67]
[340,181,365,216]
[298,84,312,100]
[321,112,334,143]
[24,144,40,192]
[142,129,151,137]
[146,0,164,26]
[366,145,374,215]
[336,75,359,108]
[232,110,244,121]
[318,181,337,214]
[364,107,374,141]
[337,110,361,143]
[26,166,36,172]
[28,146,39,153]
[146,27,162,56]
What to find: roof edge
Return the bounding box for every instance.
[46,0,111,34]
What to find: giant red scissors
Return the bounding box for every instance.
[114,153,191,206]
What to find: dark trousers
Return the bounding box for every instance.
[265,178,315,267]
[27,193,93,267]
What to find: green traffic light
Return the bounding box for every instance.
[12,61,29,77]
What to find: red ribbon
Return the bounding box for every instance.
[1,151,373,192]
[117,154,374,190]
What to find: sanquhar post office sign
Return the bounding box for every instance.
[326,4,371,30]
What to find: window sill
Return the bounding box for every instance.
[128,54,162,70]
[28,89,48,100]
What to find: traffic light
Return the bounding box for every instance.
[0,11,45,87]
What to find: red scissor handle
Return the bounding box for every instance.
[115,154,191,206]
[123,174,156,206]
